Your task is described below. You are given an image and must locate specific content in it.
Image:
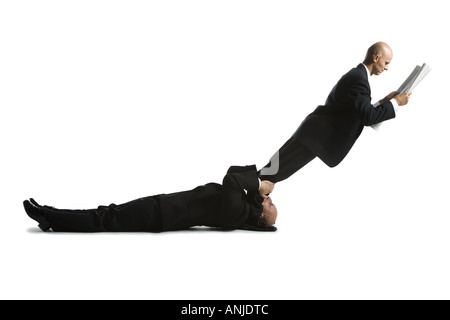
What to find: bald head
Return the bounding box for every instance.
[364,42,392,63]
[363,42,393,76]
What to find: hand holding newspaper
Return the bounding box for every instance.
[371,63,431,130]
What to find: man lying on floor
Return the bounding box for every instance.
[23,165,277,232]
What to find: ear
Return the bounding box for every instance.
[260,213,264,218]
[373,54,380,63]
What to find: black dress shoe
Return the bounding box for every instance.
[23,199,51,231]
[29,198,40,207]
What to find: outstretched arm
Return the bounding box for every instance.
[347,78,396,126]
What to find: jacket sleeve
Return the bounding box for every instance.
[344,73,396,126]
[218,165,260,229]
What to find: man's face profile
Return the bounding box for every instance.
[373,47,393,76]
[261,197,278,226]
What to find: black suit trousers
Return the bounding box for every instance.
[259,136,316,183]
[48,196,163,232]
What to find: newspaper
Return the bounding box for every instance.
[396,63,431,94]
[371,63,431,130]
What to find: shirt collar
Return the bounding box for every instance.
[362,63,371,79]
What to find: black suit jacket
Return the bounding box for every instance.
[294,63,396,167]
[157,165,265,231]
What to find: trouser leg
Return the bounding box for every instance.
[258,137,316,183]
[47,196,162,232]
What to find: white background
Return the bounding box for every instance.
[1,0,449,299]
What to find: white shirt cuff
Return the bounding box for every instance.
[390,98,399,114]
